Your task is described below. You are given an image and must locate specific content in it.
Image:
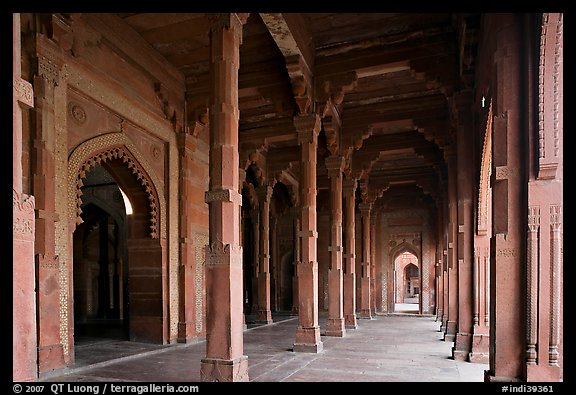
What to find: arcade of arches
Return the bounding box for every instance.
[13,13,563,382]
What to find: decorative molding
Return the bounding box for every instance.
[205,188,243,206]
[68,132,166,239]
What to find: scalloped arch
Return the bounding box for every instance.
[68,132,166,239]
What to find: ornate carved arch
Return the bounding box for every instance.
[477,100,492,235]
[68,132,166,239]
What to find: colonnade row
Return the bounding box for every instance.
[201,13,563,382]
[13,13,562,383]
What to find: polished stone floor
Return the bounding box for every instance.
[40,313,487,382]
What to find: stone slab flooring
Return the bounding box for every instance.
[40,314,487,382]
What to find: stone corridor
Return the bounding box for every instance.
[41,315,486,382]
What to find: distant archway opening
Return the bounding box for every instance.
[394,252,420,313]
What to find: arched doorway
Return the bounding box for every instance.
[69,136,168,356]
[73,165,130,343]
[394,251,420,313]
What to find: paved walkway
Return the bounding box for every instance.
[40,314,487,382]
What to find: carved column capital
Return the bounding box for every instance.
[294,113,321,145]
[359,202,372,218]
[255,185,273,203]
[207,13,249,41]
[325,155,345,178]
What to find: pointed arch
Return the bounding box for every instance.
[68,132,166,239]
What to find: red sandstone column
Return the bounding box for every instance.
[342,177,358,328]
[292,210,300,314]
[453,90,474,361]
[444,146,458,342]
[293,113,323,353]
[325,155,346,337]
[358,202,373,319]
[485,14,529,382]
[256,185,273,324]
[251,207,260,314]
[201,13,249,382]
[370,216,377,314]
[13,12,38,382]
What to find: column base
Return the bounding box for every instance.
[358,309,373,319]
[527,364,562,382]
[38,343,65,373]
[468,352,489,364]
[325,318,346,337]
[177,322,196,343]
[484,370,522,382]
[443,320,456,342]
[469,332,490,363]
[200,356,249,382]
[344,313,358,329]
[452,333,472,361]
[293,326,323,353]
[256,309,273,325]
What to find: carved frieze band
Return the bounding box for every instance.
[205,188,243,206]
[549,204,561,366]
[205,241,243,266]
[526,206,540,364]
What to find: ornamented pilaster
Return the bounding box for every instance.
[293,113,323,353]
[526,206,540,364]
[343,177,357,328]
[325,155,346,337]
[201,13,249,382]
[549,205,561,366]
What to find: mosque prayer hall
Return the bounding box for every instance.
[13,13,563,383]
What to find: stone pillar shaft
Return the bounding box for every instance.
[343,177,357,328]
[358,203,372,319]
[256,185,273,324]
[325,156,345,337]
[201,13,248,382]
[293,113,323,353]
[444,150,458,342]
[453,91,474,361]
[32,52,66,373]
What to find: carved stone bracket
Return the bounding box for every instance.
[294,114,321,145]
[14,77,34,108]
